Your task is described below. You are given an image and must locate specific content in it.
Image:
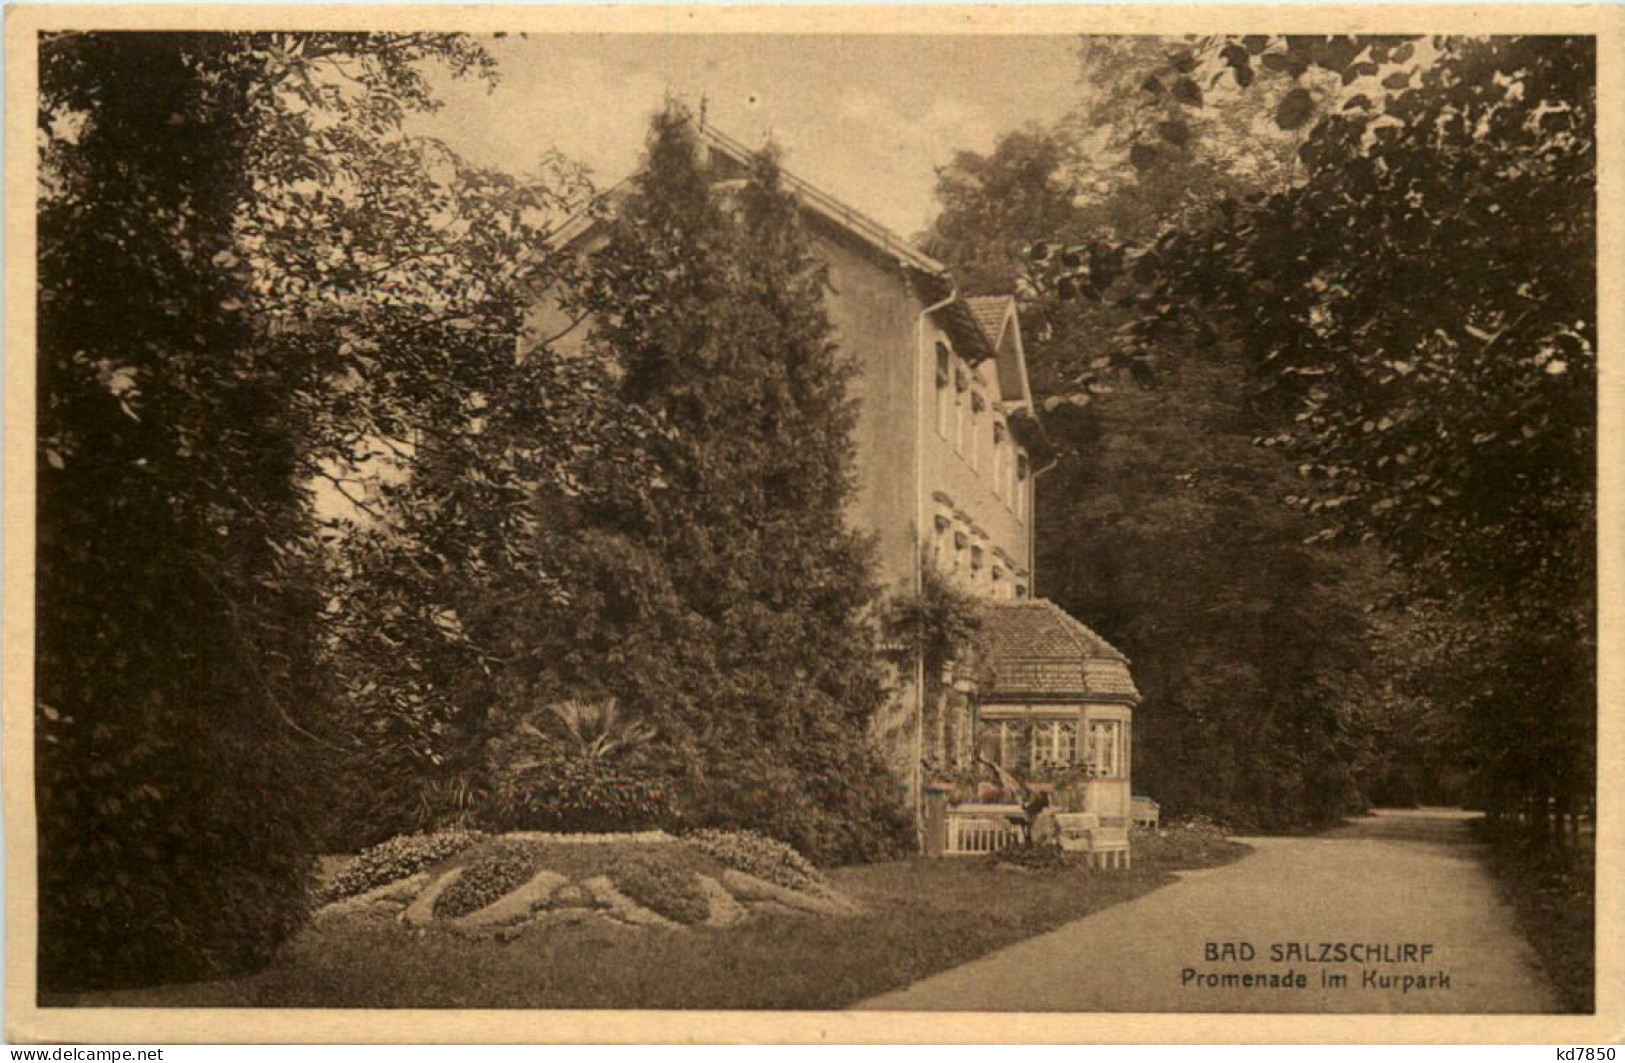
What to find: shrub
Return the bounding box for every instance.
[684,750,914,867]
[1473,822,1594,1012]
[1130,816,1235,867]
[321,828,483,905]
[609,856,711,925]
[988,841,1074,872]
[433,841,547,920]
[684,828,827,893]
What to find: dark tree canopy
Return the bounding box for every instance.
[928,34,1595,830]
[34,31,581,989]
[1082,35,1597,826]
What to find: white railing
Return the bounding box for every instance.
[944,804,1023,855]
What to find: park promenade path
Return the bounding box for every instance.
[856,809,1556,1013]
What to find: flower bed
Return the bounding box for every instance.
[432,840,548,920]
[476,771,671,834]
[683,829,827,894]
[609,856,711,925]
[321,829,484,904]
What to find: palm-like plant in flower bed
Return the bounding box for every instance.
[544,697,658,767]
[476,696,670,833]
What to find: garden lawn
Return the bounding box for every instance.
[50,833,1250,1010]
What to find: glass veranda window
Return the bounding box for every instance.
[1086,720,1123,778]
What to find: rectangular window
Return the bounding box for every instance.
[1057,721,1079,765]
[1015,450,1030,521]
[979,720,1018,772]
[935,343,952,439]
[969,392,986,471]
[1016,721,1035,773]
[1027,720,1078,772]
[1086,720,1123,778]
[954,393,966,456]
[992,422,1006,498]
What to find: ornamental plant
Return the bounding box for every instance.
[684,828,828,894]
[432,840,548,919]
[609,856,712,925]
[477,769,673,833]
[476,695,671,832]
[320,828,484,905]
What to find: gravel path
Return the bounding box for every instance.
[856,808,1556,1013]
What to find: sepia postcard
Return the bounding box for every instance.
[4,3,1622,1045]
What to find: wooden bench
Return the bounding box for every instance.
[1088,823,1132,869]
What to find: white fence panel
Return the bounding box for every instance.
[945,809,1022,855]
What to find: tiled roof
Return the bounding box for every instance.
[965,295,1013,349]
[978,599,1139,703]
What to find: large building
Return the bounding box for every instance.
[532,123,1138,834]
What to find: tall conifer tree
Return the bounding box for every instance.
[541,106,911,862]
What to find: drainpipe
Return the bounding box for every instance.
[1028,455,1060,600]
[912,274,958,850]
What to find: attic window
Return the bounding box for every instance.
[935,342,952,388]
